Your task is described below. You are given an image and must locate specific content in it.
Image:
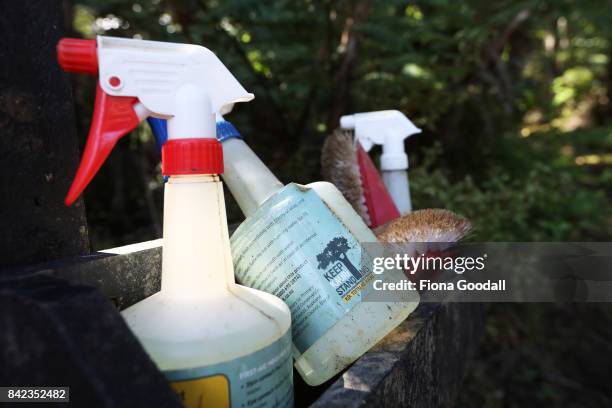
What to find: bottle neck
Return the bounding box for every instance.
[161,174,235,297]
[221,138,284,218]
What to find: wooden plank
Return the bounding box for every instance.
[0,270,181,407]
[310,302,484,407]
[36,240,483,406]
[16,240,164,310]
[54,240,163,310]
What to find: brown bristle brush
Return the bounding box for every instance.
[376,209,472,283]
[322,128,401,227]
[322,131,471,244]
[321,129,371,224]
[375,208,472,244]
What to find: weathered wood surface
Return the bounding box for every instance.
[36,240,484,407]
[0,271,181,407]
[310,302,484,407]
[48,241,163,310]
[0,0,89,269]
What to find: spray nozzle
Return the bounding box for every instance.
[340,110,421,171]
[57,35,253,205]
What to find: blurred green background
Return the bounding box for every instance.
[64,0,612,406]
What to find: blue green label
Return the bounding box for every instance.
[164,329,293,408]
[231,184,374,354]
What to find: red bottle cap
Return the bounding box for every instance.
[57,38,98,75]
[162,138,224,176]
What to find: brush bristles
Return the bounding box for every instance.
[321,129,370,223]
[375,209,472,243]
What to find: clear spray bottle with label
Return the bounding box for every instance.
[214,117,420,386]
[57,36,293,407]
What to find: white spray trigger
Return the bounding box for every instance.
[340,110,421,171]
[96,35,254,138]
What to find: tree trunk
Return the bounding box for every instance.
[0,0,89,269]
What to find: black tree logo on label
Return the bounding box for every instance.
[316,236,362,280]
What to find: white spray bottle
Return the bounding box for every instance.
[341,110,422,214]
[216,116,419,386]
[58,36,293,408]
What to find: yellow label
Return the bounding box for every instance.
[171,374,230,408]
[343,272,375,302]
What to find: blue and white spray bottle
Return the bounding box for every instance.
[149,114,419,386]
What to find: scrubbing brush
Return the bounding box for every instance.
[321,130,471,243]
[375,208,471,244]
[321,129,400,228]
[375,209,472,283]
[321,129,369,223]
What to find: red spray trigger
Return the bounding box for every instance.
[58,35,254,203]
[64,83,139,205]
[57,37,141,205]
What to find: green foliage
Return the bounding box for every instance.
[66,0,612,247]
[411,136,610,241]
